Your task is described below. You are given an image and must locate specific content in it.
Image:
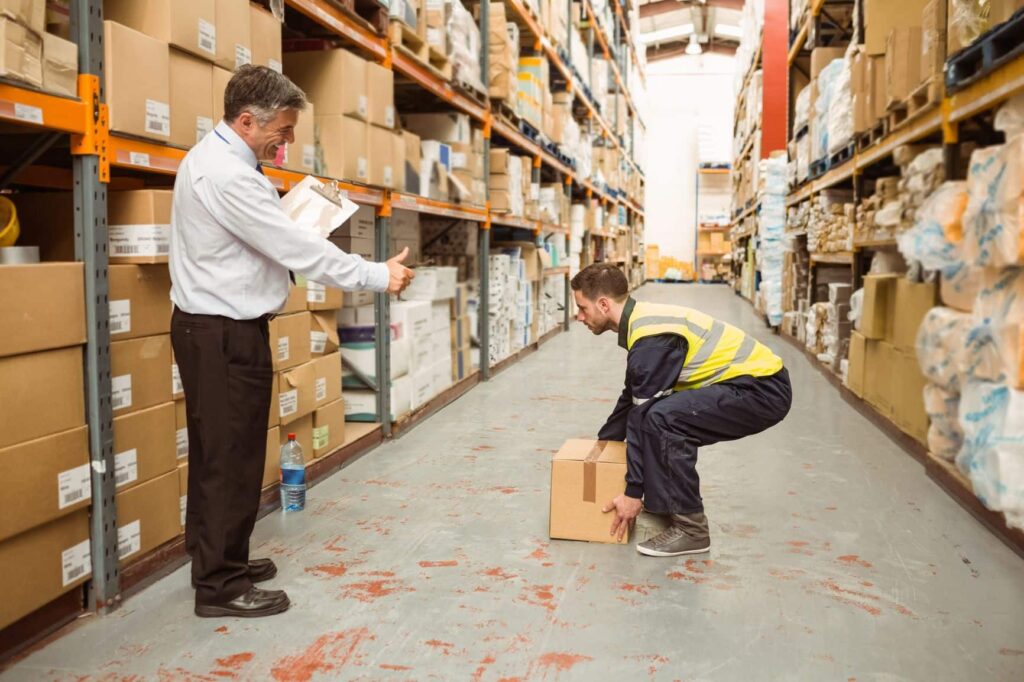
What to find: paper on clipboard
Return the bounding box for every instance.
[279,175,360,239]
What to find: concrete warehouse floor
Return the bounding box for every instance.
[3,283,1024,681]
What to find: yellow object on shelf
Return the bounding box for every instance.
[0,196,19,247]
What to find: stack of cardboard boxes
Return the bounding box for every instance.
[398,266,458,405]
[0,1,78,97]
[403,113,486,205]
[486,2,519,106]
[489,148,529,217]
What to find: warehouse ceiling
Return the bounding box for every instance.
[638,0,742,62]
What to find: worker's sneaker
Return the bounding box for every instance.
[636,512,710,557]
[634,511,673,544]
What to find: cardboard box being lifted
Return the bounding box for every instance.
[549,439,628,544]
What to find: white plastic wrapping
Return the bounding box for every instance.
[447,0,484,92]
[813,59,843,161]
[974,267,1024,388]
[758,155,787,325]
[827,58,854,156]
[916,306,972,392]
[962,134,1024,268]
[794,86,811,132]
[897,181,969,273]
[924,383,963,460]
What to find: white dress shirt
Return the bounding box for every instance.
[170,121,389,320]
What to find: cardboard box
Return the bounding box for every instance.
[490,147,511,173]
[111,335,174,416]
[403,112,472,145]
[113,402,177,492]
[921,0,947,83]
[108,265,171,341]
[311,353,342,409]
[310,310,340,358]
[268,371,279,429]
[279,413,314,463]
[893,348,929,444]
[283,102,315,174]
[305,280,343,311]
[104,21,170,142]
[451,343,472,382]
[177,462,188,530]
[108,190,173,264]
[869,55,887,121]
[864,0,929,55]
[549,439,628,544]
[281,285,307,315]
[271,311,312,371]
[115,470,181,564]
[0,509,90,630]
[175,399,189,460]
[0,426,90,542]
[0,17,42,88]
[262,426,280,488]
[249,3,282,72]
[366,60,395,129]
[0,264,85,358]
[345,290,375,307]
[892,278,937,350]
[860,274,897,340]
[810,47,846,79]
[212,65,231,122]
[450,315,472,348]
[333,203,376,240]
[369,124,395,188]
[285,48,367,119]
[401,266,457,301]
[318,114,369,183]
[313,399,346,458]
[885,27,923,106]
[104,0,216,60]
[42,32,77,97]
[392,130,406,192]
[846,332,867,397]
[0,347,85,449]
[169,49,214,148]
[0,0,44,34]
[213,0,251,70]
[278,360,316,426]
[864,340,896,416]
[329,235,375,261]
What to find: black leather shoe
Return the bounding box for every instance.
[191,559,278,588]
[195,587,290,618]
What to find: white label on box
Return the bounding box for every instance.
[313,425,329,450]
[426,27,442,47]
[311,331,327,355]
[269,58,283,74]
[279,389,298,418]
[357,157,367,180]
[180,494,187,527]
[383,166,393,187]
[196,116,214,144]
[384,106,395,128]
[114,449,138,488]
[111,374,132,411]
[109,224,171,258]
[307,281,327,303]
[315,377,327,402]
[357,95,368,119]
[129,151,151,167]
[14,103,43,125]
[302,144,315,170]
[198,19,216,54]
[117,519,141,560]
[235,44,252,68]
[109,299,131,335]
[61,539,91,587]
[172,363,183,395]
[452,152,467,169]
[531,183,540,201]
[145,99,171,137]
[57,463,91,510]
[277,336,290,362]
[176,426,189,459]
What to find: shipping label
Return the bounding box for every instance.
[172,363,183,395]
[57,463,91,510]
[176,426,189,459]
[451,152,467,169]
[196,116,214,144]
[385,106,395,128]
[61,539,91,587]
[117,519,141,560]
[235,44,252,69]
[311,331,327,355]
[383,166,393,187]
[111,374,132,411]
[357,156,368,180]
[307,281,327,303]
[145,99,171,137]
[129,151,151,167]
[315,377,327,402]
[279,389,298,418]
[277,335,290,362]
[313,425,329,450]
[15,103,43,125]
[357,95,368,119]
[114,448,138,488]
[108,224,171,258]
[302,144,315,170]
[109,299,131,335]
[198,19,216,54]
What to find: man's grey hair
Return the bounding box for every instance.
[223,64,307,125]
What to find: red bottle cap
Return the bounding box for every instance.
[288,433,296,440]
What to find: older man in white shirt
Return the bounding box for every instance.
[170,65,413,618]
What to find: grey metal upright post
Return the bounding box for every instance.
[479,0,490,381]
[375,213,392,436]
[563,179,572,331]
[74,0,119,613]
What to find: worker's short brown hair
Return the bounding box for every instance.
[223,65,307,125]
[571,263,629,302]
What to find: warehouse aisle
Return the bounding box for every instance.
[4,284,1023,681]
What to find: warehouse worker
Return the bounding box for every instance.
[571,264,792,556]
[170,65,413,619]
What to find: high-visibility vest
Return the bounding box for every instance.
[626,301,784,391]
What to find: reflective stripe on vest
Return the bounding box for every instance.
[626,301,783,390]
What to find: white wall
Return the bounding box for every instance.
[643,53,736,269]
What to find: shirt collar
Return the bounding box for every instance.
[618,297,636,349]
[213,120,259,170]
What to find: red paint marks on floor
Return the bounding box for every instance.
[533,652,592,676]
[767,568,805,581]
[518,584,559,611]
[270,628,374,681]
[306,561,350,578]
[786,540,814,556]
[837,555,873,568]
[825,506,838,511]
[627,654,670,676]
[813,579,920,618]
[419,560,459,568]
[323,537,348,553]
[526,544,551,561]
[1000,648,1024,656]
[472,444,495,451]
[363,479,402,488]
[472,655,498,681]
[542,562,555,567]
[214,626,229,634]
[379,664,413,671]
[491,486,519,495]
[355,517,394,536]
[211,652,254,678]
[666,559,738,590]
[802,463,814,470]
[425,640,457,656]
[342,577,414,603]
[359,570,396,577]
[787,490,798,496]
[617,582,660,596]
[481,565,516,579]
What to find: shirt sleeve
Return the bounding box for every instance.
[622,334,689,499]
[597,384,632,441]
[200,173,390,292]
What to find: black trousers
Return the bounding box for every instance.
[631,368,793,515]
[171,308,273,605]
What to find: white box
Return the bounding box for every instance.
[433,356,452,390]
[401,267,458,301]
[410,369,435,409]
[431,330,451,358]
[391,300,431,338]
[344,374,412,421]
[338,304,377,327]
[429,301,450,332]
[420,140,451,171]
[409,334,432,371]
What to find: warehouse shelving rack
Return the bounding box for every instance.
[694,166,731,284]
[0,0,647,652]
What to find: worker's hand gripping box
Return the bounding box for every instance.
[549,439,629,544]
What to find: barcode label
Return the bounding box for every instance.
[302,144,315,170]
[114,449,138,488]
[57,463,91,510]
[196,116,214,144]
[15,103,43,125]
[279,389,298,418]
[316,377,327,402]
[307,282,326,303]
[117,520,142,560]
[384,106,395,128]
[176,427,189,459]
[179,494,187,528]
[111,374,132,411]
[61,539,91,587]
[235,44,252,68]
[172,363,183,395]
[145,99,171,137]
[311,331,327,355]
[109,299,131,335]
[383,166,393,187]
[277,336,290,362]
[452,152,467,169]
[109,224,171,258]
[269,59,283,74]
[357,95,368,119]
[198,19,216,54]
[129,152,151,167]
[357,157,367,180]
[313,425,329,450]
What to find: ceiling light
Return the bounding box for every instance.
[714,23,742,39]
[685,34,702,55]
[639,23,694,44]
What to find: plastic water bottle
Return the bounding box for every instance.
[279,433,306,512]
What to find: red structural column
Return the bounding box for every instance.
[760,0,789,157]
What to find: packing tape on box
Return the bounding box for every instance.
[582,440,609,503]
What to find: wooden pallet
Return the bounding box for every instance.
[828,140,855,168]
[389,20,427,61]
[856,117,889,152]
[327,0,388,35]
[946,6,1024,93]
[887,79,942,132]
[491,99,520,126]
[392,36,452,81]
[452,67,487,108]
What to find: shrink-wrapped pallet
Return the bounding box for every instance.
[924,383,963,461]
[916,306,972,392]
